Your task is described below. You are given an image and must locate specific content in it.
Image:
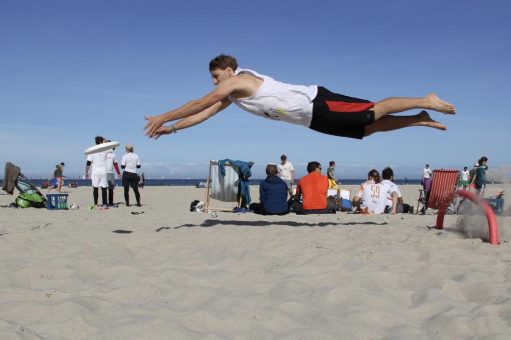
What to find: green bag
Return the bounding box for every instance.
[16,192,46,208]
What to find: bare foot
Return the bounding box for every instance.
[414,110,447,130]
[425,93,456,114]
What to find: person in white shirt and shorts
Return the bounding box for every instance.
[84,136,109,207]
[277,154,294,195]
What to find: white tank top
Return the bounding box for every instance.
[228,68,318,127]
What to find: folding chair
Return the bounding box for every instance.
[415,169,499,245]
[203,160,239,212]
[203,160,253,212]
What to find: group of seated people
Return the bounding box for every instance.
[249,162,406,215]
[352,167,404,214]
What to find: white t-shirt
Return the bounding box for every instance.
[356,180,386,214]
[381,179,402,206]
[277,161,294,181]
[461,170,470,181]
[86,151,107,175]
[106,150,117,173]
[121,152,141,173]
[423,167,432,179]
[228,68,318,127]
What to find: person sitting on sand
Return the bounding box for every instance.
[486,191,505,215]
[144,54,456,141]
[293,161,331,215]
[353,169,387,214]
[381,167,402,214]
[249,164,289,215]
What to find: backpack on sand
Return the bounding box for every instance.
[16,192,46,208]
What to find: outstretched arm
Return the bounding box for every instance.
[145,77,240,138]
[150,99,231,139]
[84,162,91,179]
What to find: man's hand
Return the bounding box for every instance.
[151,126,173,140]
[144,115,167,138]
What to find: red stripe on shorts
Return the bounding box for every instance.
[325,101,374,113]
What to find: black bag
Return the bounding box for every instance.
[189,200,200,212]
[327,195,340,212]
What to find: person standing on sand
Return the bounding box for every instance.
[105,140,121,206]
[459,166,470,189]
[121,144,142,207]
[47,162,65,193]
[471,156,489,195]
[144,54,456,140]
[327,161,339,189]
[422,164,433,193]
[469,162,479,189]
[84,136,109,208]
[277,154,295,196]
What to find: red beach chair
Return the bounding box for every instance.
[420,169,499,245]
[424,169,460,213]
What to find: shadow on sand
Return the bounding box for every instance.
[155,219,389,231]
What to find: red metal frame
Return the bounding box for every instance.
[436,189,499,245]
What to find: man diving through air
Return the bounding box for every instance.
[145,54,455,140]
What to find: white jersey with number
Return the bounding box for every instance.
[356,180,386,214]
[228,68,318,127]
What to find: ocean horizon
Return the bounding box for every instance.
[2,178,423,188]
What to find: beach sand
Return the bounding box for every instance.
[1,184,510,339]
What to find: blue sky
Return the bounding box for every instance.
[1,0,510,180]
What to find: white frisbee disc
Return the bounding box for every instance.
[84,141,121,155]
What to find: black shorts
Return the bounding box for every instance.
[310,86,375,139]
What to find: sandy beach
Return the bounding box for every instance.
[1,184,510,339]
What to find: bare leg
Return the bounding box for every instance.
[373,93,456,120]
[364,111,446,136]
